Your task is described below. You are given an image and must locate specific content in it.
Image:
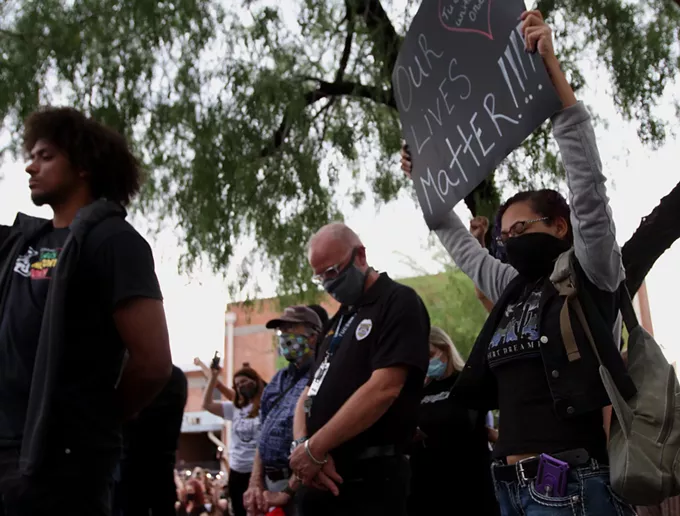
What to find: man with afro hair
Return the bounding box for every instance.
[0,107,172,515]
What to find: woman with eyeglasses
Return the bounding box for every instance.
[401,11,634,515]
[203,363,265,516]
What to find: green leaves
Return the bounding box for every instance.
[559,0,679,147]
[1,0,678,299]
[402,269,489,358]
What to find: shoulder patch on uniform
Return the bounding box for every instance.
[355,319,373,341]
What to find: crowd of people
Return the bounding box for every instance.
[191,302,500,516]
[0,10,655,516]
[173,467,229,515]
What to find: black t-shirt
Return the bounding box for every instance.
[0,218,162,458]
[0,226,70,443]
[408,373,497,515]
[489,284,606,460]
[306,273,430,459]
[412,373,489,455]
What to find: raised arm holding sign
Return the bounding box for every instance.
[402,15,633,515]
[393,0,563,228]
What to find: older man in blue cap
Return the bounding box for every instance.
[243,305,322,516]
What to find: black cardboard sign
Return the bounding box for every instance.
[393,0,563,228]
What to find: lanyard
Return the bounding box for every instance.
[327,313,356,357]
[305,314,356,416]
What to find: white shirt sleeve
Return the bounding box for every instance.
[221,401,235,421]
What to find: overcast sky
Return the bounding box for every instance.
[0,0,677,368]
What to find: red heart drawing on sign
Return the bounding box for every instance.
[439,0,493,40]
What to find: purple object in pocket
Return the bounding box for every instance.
[535,454,570,497]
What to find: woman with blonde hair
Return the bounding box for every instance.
[407,327,499,515]
[427,326,466,378]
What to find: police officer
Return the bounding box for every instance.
[289,223,430,516]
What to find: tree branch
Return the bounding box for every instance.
[260,79,395,157]
[0,28,26,41]
[319,98,337,142]
[335,9,355,83]
[316,80,395,107]
[534,0,557,18]
[463,177,500,220]
[313,98,336,122]
[348,0,403,73]
[622,180,680,296]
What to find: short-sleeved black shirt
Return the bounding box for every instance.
[408,372,497,515]
[0,216,162,461]
[306,273,430,458]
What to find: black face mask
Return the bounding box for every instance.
[239,384,258,400]
[504,232,571,279]
[186,493,196,502]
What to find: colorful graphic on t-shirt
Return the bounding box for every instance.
[488,288,543,366]
[13,246,62,280]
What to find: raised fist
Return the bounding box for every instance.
[470,216,489,246]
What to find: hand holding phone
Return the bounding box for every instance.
[210,351,221,371]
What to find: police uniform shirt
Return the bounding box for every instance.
[306,273,430,458]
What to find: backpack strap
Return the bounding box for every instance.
[550,249,582,362]
[550,249,608,367]
[618,283,640,335]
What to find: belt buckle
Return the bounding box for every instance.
[515,455,537,485]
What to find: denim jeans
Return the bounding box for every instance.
[492,460,636,516]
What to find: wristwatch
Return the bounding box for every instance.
[290,437,307,455]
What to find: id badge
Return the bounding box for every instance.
[308,357,330,396]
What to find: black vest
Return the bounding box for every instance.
[453,258,636,419]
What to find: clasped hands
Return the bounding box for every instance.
[289,439,343,495]
[244,486,291,516]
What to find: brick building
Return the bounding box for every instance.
[176,365,228,471]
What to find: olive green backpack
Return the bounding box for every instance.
[552,249,680,506]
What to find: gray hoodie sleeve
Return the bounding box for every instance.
[434,210,518,304]
[552,102,624,293]
[434,102,622,302]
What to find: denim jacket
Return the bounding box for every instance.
[452,258,636,417]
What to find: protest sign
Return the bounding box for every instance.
[393,0,563,228]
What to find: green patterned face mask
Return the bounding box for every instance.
[278,333,311,363]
